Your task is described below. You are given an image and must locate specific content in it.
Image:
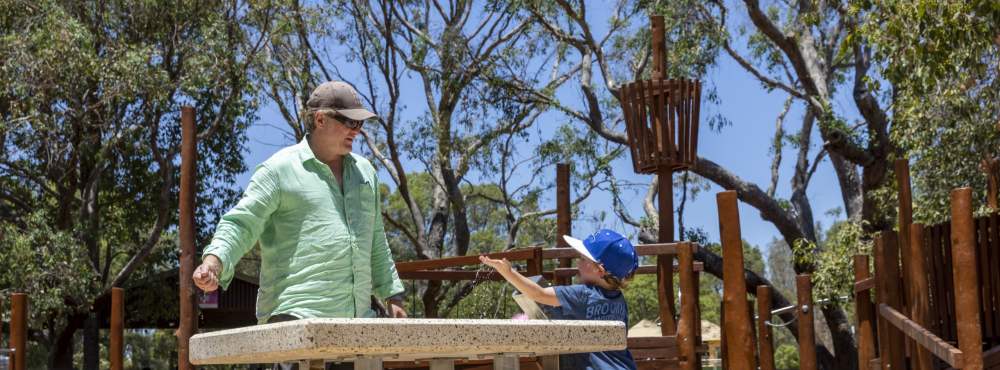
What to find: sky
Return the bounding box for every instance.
[233,1,861,256]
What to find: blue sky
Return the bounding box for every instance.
[234,1,860,255]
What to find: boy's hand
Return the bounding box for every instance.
[479,255,513,274]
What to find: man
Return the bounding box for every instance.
[192,81,407,367]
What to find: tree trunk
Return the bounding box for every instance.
[50,313,86,370]
[84,313,99,370]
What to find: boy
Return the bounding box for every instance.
[479,229,639,370]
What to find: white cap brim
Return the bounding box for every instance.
[562,235,597,263]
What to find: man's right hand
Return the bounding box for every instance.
[193,255,223,292]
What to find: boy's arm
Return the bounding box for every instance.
[479,255,560,307]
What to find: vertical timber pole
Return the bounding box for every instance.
[756,286,775,370]
[717,191,757,370]
[650,15,677,336]
[11,293,26,370]
[556,163,571,285]
[951,188,984,370]
[110,288,123,370]
[678,243,697,370]
[894,159,912,357]
[878,231,906,370]
[854,255,877,370]
[178,106,197,370]
[796,275,817,370]
[907,224,933,370]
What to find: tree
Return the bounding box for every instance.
[0,0,267,367]
[246,0,616,318]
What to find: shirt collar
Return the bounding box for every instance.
[297,136,354,165]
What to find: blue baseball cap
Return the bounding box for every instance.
[562,229,639,279]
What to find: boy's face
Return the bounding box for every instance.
[578,258,607,284]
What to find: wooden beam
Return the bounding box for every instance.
[854,255,877,370]
[395,249,537,272]
[542,243,695,259]
[658,166,677,336]
[878,303,964,368]
[556,163,572,286]
[876,231,906,370]
[797,275,817,370]
[718,191,757,370]
[951,188,984,370]
[756,286,775,370]
[678,243,697,370]
[853,277,876,293]
[11,293,26,370]
[178,106,197,370]
[111,288,124,370]
[906,224,933,370]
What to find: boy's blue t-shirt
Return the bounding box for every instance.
[545,284,637,370]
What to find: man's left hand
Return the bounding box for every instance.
[388,299,408,318]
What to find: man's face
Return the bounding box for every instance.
[315,112,361,156]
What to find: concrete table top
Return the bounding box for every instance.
[189,318,626,365]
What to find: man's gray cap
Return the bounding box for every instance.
[306,81,376,121]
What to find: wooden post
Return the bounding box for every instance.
[110,288,124,370]
[717,191,757,370]
[678,243,697,370]
[876,232,906,370]
[658,167,676,335]
[556,164,572,285]
[854,255,877,370]
[796,275,817,370]
[527,247,544,277]
[951,188,984,370]
[894,159,912,345]
[178,106,197,370]
[10,293,26,370]
[906,225,933,370]
[756,286,775,370]
[651,15,666,79]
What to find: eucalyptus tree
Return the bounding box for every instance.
[520,0,997,368]
[0,0,268,367]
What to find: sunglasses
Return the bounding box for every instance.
[330,115,365,130]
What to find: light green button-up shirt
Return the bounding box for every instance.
[204,139,404,323]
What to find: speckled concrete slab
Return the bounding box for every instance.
[189,318,626,364]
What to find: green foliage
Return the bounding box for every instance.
[774,343,800,370]
[0,210,100,328]
[793,221,872,305]
[856,0,1000,223]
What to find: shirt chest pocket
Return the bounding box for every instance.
[346,176,377,221]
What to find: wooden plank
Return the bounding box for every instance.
[855,255,877,370]
[980,216,995,342]
[677,243,697,370]
[111,288,124,370]
[658,166,677,337]
[797,275,817,370]
[718,191,757,370]
[548,263,703,278]
[628,336,678,348]
[541,243,696,260]
[992,213,1000,342]
[951,188,985,370]
[879,230,907,370]
[11,293,26,370]
[757,286,775,370]
[397,270,513,281]
[635,359,680,370]
[395,249,537,272]
[556,163,572,286]
[907,224,934,370]
[944,221,958,341]
[896,159,914,361]
[878,303,964,368]
[854,277,876,293]
[929,223,946,337]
